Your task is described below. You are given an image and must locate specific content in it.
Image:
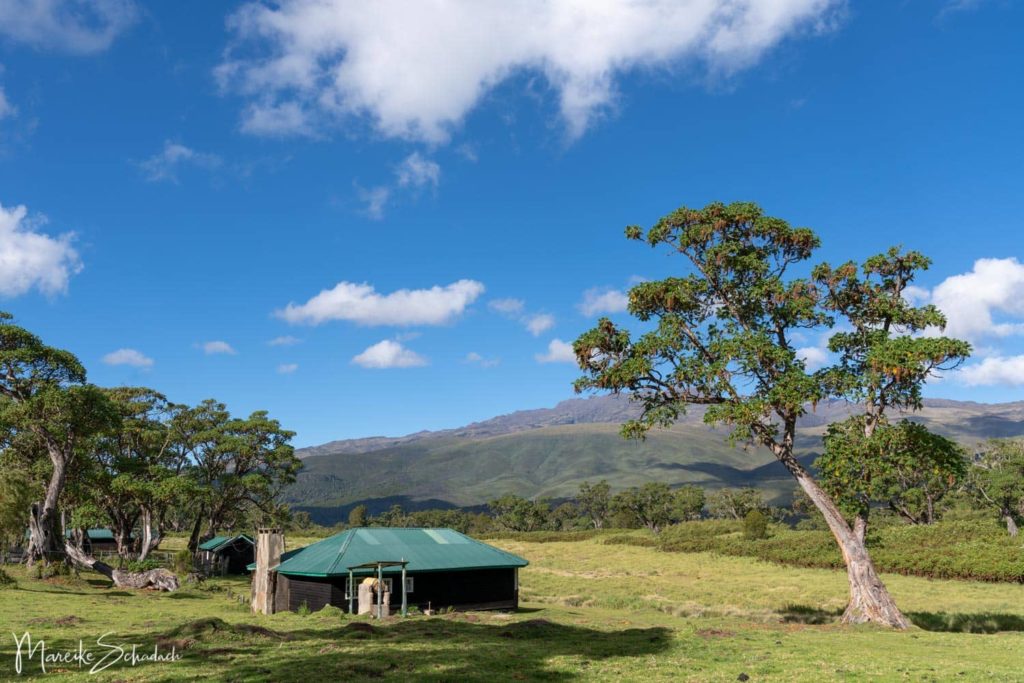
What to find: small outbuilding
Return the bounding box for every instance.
[198,533,255,575]
[251,528,527,614]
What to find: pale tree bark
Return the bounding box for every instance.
[776,446,909,629]
[1004,513,1019,538]
[65,544,179,591]
[26,443,68,565]
[137,507,161,561]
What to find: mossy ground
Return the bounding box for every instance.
[1,536,1023,681]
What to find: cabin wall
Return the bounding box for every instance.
[278,568,518,613]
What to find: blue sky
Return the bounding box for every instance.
[0,1,1021,447]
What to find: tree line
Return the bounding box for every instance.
[0,313,301,564]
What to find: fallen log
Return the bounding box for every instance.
[65,545,180,592]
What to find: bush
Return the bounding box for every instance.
[0,567,15,588]
[743,510,769,540]
[174,548,194,573]
[601,534,658,547]
[479,529,603,543]
[123,558,163,573]
[656,519,1024,582]
[297,600,311,616]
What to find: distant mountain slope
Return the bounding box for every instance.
[287,395,1024,522]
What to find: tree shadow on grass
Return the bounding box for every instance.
[18,615,672,682]
[778,604,842,625]
[908,612,1024,634]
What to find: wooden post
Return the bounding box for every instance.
[348,569,354,614]
[252,528,283,615]
[401,561,407,617]
[376,564,383,618]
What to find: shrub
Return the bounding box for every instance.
[601,534,658,547]
[297,600,311,616]
[656,519,1024,582]
[743,510,769,540]
[0,567,15,588]
[174,548,194,573]
[123,559,163,573]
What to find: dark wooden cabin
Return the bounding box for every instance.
[198,534,255,574]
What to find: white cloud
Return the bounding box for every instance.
[525,313,555,337]
[958,356,1024,386]
[901,284,931,306]
[277,362,299,374]
[356,184,390,220]
[219,0,843,143]
[353,153,440,219]
[488,298,525,315]
[277,279,485,326]
[465,351,499,368]
[930,258,1024,342]
[352,339,427,368]
[202,340,237,355]
[0,0,138,54]
[269,335,301,346]
[536,338,576,364]
[0,201,81,297]
[490,297,554,335]
[396,152,440,190]
[102,348,154,368]
[138,141,222,183]
[579,287,629,316]
[796,345,828,371]
[239,101,314,137]
[0,87,15,120]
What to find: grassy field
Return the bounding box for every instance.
[2,536,1024,681]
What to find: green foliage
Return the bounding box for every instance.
[577,480,611,529]
[611,483,676,532]
[489,494,551,532]
[123,558,163,572]
[575,202,826,447]
[0,567,15,588]
[601,534,659,548]
[174,548,194,574]
[296,600,311,616]
[671,485,705,522]
[743,509,769,540]
[706,488,765,520]
[657,519,1024,582]
[968,438,1024,535]
[348,504,368,527]
[0,461,33,547]
[816,418,967,523]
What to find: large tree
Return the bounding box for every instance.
[572,201,965,628]
[969,438,1024,536]
[0,313,116,564]
[576,480,612,529]
[172,401,299,550]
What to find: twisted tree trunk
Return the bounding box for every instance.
[65,545,179,591]
[778,448,909,629]
[26,446,68,565]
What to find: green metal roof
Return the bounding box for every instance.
[198,535,230,551]
[198,533,254,552]
[271,528,528,577]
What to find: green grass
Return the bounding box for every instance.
[2,537,1024,681]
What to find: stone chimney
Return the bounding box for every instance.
[252,528,283,615]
